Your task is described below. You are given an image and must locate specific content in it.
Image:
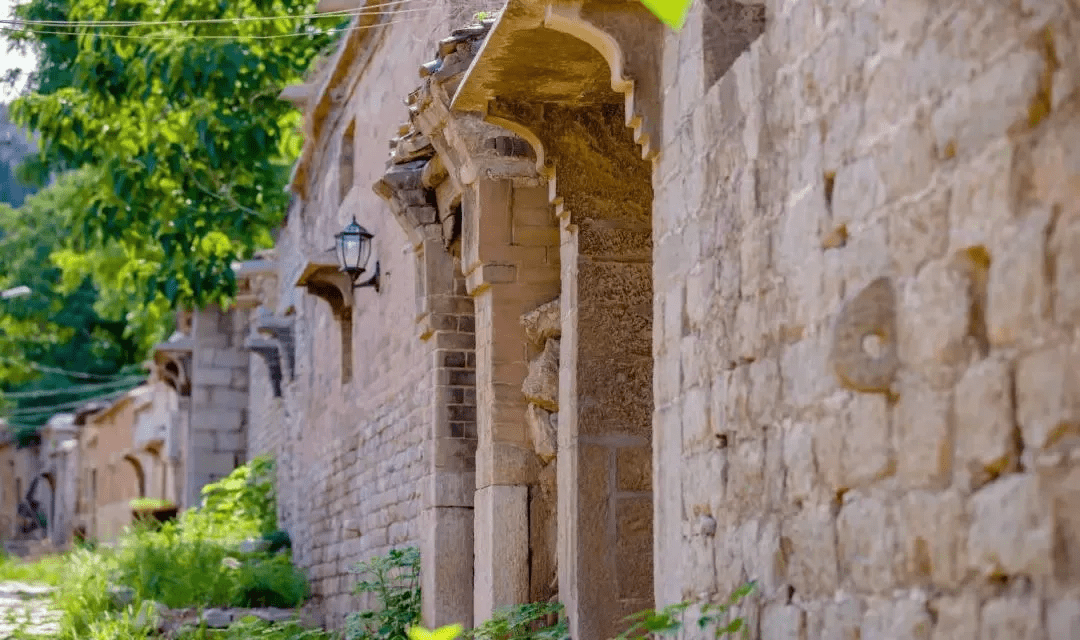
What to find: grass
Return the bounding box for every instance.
[0,553,66,586]
[0,457,318,640]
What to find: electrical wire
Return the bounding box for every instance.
[0,11,429,41]
[0,0,428,28]
[0,376,146,399]
[0,384,140,416]
[0,357,143,381]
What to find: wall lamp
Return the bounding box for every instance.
[335,216,381,293]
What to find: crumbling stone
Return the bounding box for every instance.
[523,339,560,412]
[520,298,561,345]
[526,404,557,464]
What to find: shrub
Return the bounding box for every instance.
[230,553,309,609]
[466,602,567,640]
[174,616,335,640]
[345,547,421,640]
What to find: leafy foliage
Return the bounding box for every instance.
[613,582,757,640]
[181,454,279,543]
[0,170,155,430]
[346,547,422,640]
[176,617,334,640]
[466,602,567,640]
[7,0,343,313]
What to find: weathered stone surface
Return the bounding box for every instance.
[980,597,1043,640]
[201,608,233,628]
[897,490,965,588]
[520,298,561,345]
[967,474,1052,578]
[986,209,1052,348]
[522,338,559,412]
[931,594,978,640]
[897,258,972,370]
[955,357,1017,486]
[829,276,898,392]
[894,372,952,489]
[525,404,557,464]
[1015,345,1079,451]
[838,493,895,593]
[830,277,899,393]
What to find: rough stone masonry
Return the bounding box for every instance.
[236,0,1080,637]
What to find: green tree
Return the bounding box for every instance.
[0,170,154,434]
[7,0,342,311]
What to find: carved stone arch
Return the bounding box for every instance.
[452,0,664,162]
[448,3,659,638]
[153,344,193,397]
[121,454,146,498]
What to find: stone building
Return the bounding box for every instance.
[240,0,1079,637]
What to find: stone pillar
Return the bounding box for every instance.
[547,106,655,640]
[464,177,560,622]
[416,231,478,628]
[186,306,249,506]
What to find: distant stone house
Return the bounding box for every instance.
[240,0,1080,638]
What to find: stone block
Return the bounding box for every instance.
[980,597,1043,640]
[1052,215,1080,326]
[897,258,972,370]
[831,277,899,394]
[861,598,933,640]
[761,604,806,640]
[819,596,865,640]
[838,493,895,593]
[421,505,473,628]
[473,484,528,624]
[525,404,556,464]
[616,446,651,493]
[929,49,1041,158]
[614,496,653,601]
[1016,345,1079,451]
[522,338,559,411]
[897,490,965,588]
[931,594,978,640]
[832,156,886,225]
[955,356,1018,485]
[784,502,838,596]
[987,208,1052,348]
[841,393,893,488]
[783,420,816,503]
[888,188,950,277]
[967,474,1052,578]
[894,372,952,489]
[948,140,1014,253]
[519,297,560,345]
[727,437,765,517]
[1047,599,1080,640]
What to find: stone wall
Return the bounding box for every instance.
[244,1,497,628]
[184,306,250,507]
[654,0,1080,637]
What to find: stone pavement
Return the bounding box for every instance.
[0,582,59,638]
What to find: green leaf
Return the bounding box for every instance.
[639,0,694,30]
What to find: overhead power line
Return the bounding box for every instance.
[0,0,427,27]
[0,384,140,417]
[0,376,146,399]
[0,357,142,381]
[0,11,429,41]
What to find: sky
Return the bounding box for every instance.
[0,0,37,103]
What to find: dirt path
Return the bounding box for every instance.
[0,582,60,638]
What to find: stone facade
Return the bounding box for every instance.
[16,0,1080,638]
[651,0,1080,638]
[261,0,1079,637]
